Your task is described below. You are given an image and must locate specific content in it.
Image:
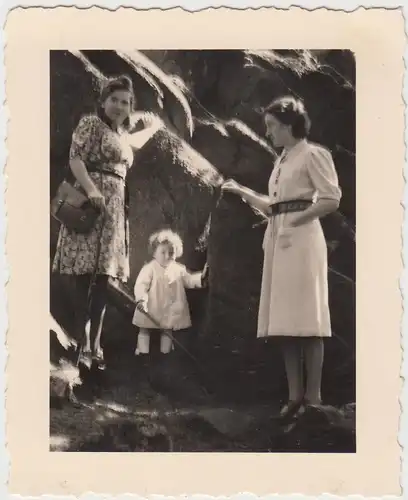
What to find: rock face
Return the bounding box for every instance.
[191,119,276,352]
[148,49,355,221]
[142,49,356,403]
[126,127,222,284]
[50,50,222,345]
[50,49,355,404]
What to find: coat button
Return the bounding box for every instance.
[273,192,277,197]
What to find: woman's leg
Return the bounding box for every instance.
[302,337,324,404]
[89,274,109,356]
[281,337,304,403]
[74,274,92,351]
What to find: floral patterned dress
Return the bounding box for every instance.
[52,114,134,282]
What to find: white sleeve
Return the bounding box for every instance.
[134,264,153,302]
[306,146,342,202]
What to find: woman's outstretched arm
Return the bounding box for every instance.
[128,113,163,150]
[222,179,271,216]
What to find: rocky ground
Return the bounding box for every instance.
[50,329,356,453]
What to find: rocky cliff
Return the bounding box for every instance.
[50,49,355,404]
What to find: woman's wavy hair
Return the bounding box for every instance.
[148,229,184,260]
[97,75,135,130]
[264,96,311,139]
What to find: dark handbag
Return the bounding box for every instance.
[51,179,101,234]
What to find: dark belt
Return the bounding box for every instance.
[269,199,313,216]
[87,167,125,182]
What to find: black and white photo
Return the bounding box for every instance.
[49,49,356,453]
[4,6,405,496]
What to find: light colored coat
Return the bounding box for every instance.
[258,139,342,338]
[132,259,203,330]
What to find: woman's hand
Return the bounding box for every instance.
[287,215,302,228]
[87,189,106,214]
[221,179,242,195]
[222,179,271,215]
[141,111,159,128]
[278,226,294,249]
[128,112,162,150]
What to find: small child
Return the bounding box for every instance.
[133,229,209,355]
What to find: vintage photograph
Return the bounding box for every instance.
[49,49,356,453]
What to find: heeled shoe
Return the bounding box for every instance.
[278,398,304,422]
[92,348,106,370]
[303,398,322,409]
[78,349,92,368]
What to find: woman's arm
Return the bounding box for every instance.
[222,179,271,215]
[70,158,101,196]
[69,115,106,211]
[289,147,341,228]
[289,198,339,227]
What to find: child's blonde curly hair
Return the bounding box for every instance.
[148,229,184,260]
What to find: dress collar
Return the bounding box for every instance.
[281,138,307,161]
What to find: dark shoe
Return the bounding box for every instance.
[276,399,304,423]
[78,349,92,369]
[301,399,324,420]
[303,398,322,412]
[292,398,324,420]
[92,349,106,370]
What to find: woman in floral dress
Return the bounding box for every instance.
[222,96,342,419]
[53,75,151,366]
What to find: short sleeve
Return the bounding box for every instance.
[69,115,99,162]
[306,146,342,202]
[134,263,154,301]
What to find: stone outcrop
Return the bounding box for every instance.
[140,49,356,401]
[50,49,355,403]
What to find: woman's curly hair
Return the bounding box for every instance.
[97,74,135,130]
[148,229,184,260]
[264,95,311,139]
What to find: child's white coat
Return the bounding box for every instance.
[133,259,203,330]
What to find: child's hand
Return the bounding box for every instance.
[136,300,148,313]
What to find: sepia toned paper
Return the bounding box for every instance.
[5,6,404,497]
